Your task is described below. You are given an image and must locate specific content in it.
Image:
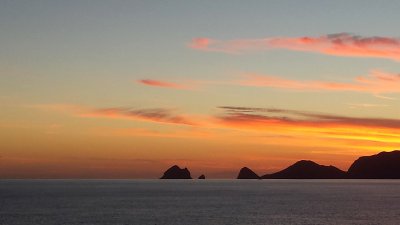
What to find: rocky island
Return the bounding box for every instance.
[237,167,260,179]
[348,150,400,179]
[261,160,346,179]
[161,150,400,179]
[160,165,192,179]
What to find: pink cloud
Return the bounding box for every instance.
[189,38,213,50]
[237,70,400,94]
[189,33,400,61]
[138,79,189,90]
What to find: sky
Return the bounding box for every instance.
[1,1,400,178]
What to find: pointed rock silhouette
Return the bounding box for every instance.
[348,150,400,178]
[160,165,192,179]
[262,160,346,179]
[237,167,260,179]
[198,174,205,179]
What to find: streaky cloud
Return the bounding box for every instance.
[138,79,190,90]
[83,107,196,126]
[217,106,400,129]
[373,93,397,100]
[237,70,400,94]
[347,103,388,108]
[189,33,400,61]
[28,103,400,149]
[31,104,196,126]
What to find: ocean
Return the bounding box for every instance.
[1,179,399,225]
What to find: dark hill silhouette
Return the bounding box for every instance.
[198,174,205,179]
[237,167,260,179]
[261,160,346,179]
[160,150,400,179]
[348,150,400,178]
[160,165,192,179]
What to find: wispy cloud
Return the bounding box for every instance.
[189,33,400,61]
[237,70,400,94]
[347,103,388,108]
[31,104,196,126]
[189,38,237,54]
[31,103,400,130]
[82,108,197,126]
[218,106,400,130]
[138,79,191,90]
[373,93,397,100]
[28,103,400,150]
[215,106,400,152]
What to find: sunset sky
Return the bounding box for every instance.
[1,1,400,178]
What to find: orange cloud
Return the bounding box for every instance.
[32,103,400,132]
[29,103,400,153]
[237,70,400,94]
[82,108,197,126]
[138,79,190,90]
[216,106,400,151]
[31,104,197,126]
[218,106,400,130]
[189,33,400,61]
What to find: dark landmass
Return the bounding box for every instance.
[237,167,260,179]
[261,160,346,179]
[348,150,400,179]
[162,150,400,179]
[198,174,205,179]
[160,165,192,179]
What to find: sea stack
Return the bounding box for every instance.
[237,167,260,179]
[261,160,346,179]
[348,150,400,179]
[160,165,192,179]
[198,174,206,179]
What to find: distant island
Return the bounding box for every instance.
[237,167,260,179]
[348,151,400,179]
[161,150,400,179]
[236,160,346,179]
[261,160,346,179]
[160,165,192,179]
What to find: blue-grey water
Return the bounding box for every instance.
[1,180,399,225]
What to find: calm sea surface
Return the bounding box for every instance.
[1,180,399,225]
